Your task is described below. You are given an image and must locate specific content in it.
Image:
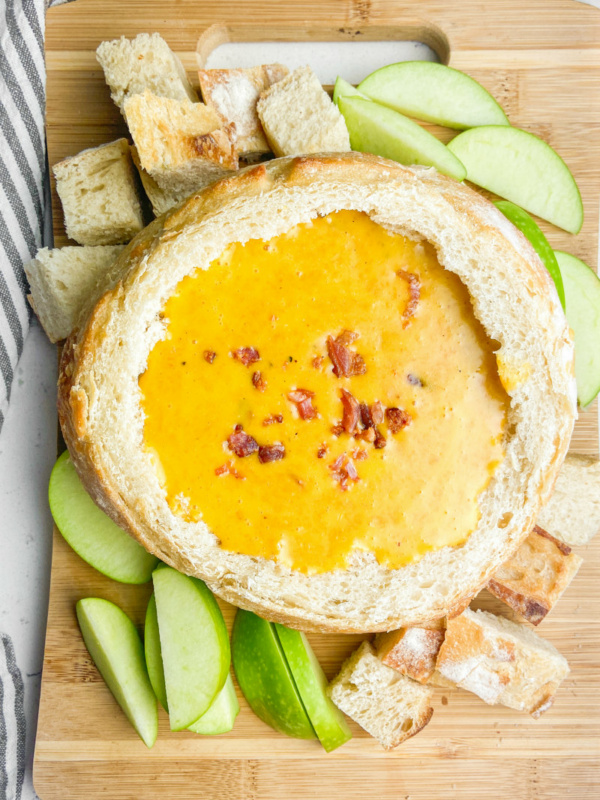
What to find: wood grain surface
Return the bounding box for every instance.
[35,1,600,798]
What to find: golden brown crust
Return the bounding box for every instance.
[57,153,576,634]
[486,525,583,625]
[375,626,446,684]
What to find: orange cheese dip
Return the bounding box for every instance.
[139,210,509,574]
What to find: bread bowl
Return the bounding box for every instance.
[58,152,576,633]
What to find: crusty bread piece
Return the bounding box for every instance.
[130,145,186,217]
[375,620,446,684]
[487,525,582,625]
[537,453,600,546]
[198,64,288,154]
[433,608,570,717]
[25,245,124,343]
[53,139,145,246]
[58,154,575,633]
[96,33,198,111]
[327,641,434,749]
[257,66,350,156]
[124,91,238,196]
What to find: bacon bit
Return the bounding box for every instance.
[370,400,384,426]
[326,330,366,378]
[288,389,317,420]
[359,402,373,429]
[329,452,360,491]
[252,371,267,392]
[336,330,359,347]
[263,414,284,426]
[331,423,345,437]
[407,373,423,387]
[258,442,286,463]
[204,350,216,364]
[386,407,412,434]
[356,426,376,443]
[232,347,260,367]
[312,356,324,369]
[352,448,368,461]
[374,429,387,449]
[397,270,421,328]
[317,444,328,459]
[215,461,245,479]
[227,424,259,457]
[340,389,361,434]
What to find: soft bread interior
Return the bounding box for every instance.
[59,154,576,633]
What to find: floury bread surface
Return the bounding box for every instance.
[58,154,576,633]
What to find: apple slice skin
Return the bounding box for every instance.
[448,126,583,234]
[144,594,168,712]
[339,96,466,182]
[76,597,158,748]
[232,609,316,740]
[274,624,351,752]
[333,76,368,106]
[358,61,509,130]
[495,200,565,309]
[152,565,230,731]
[188,674,240,735]
[49,451,159,584]
[554,251,600,407]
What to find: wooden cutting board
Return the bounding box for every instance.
[35,1,600,798]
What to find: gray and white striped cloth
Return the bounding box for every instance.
[0,636,26,800]
[0,0,69,434]
[1,4,72,798]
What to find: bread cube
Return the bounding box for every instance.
[96,32,198,111]
[25,245,124,342]
[53,139,145,246]
[434,608,569,717]
[257,65,350,156]
[198,64,288,154]
[537,453,600,546]
[124,91,238,197]
[487,525,582,624]
[328,641,434,749]
[375,620,446,683]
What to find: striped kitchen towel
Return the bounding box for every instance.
[0,635,26,800]
[0,0,71,436]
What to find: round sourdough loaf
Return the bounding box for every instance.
[58,153,576,633]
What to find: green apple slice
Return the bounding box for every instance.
[358,61,509,129]
[152,565,230,730]
[232,609,316,740]
[144,594,168,712]
[448,126,583,234]
[49,451,158,584]
[76,597,158,748]
[339,96,466,181]
[333,76,368,106]
[274,624,351,752]
[188,675,240,735]
[495,200,565,309]
[555,251,600,407]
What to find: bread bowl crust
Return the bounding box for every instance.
[58,153,576,633]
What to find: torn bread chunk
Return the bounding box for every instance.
[487,525,583,625]
[198,64,288,154]
[537,453,600,546]
[124,91,238,197]
[25,245,125,343]
[375,619,446,684]
[434,608,569,718]
[96,32,198,111]
[130,145,186,217]
[328,641,434,749]
[53,139,144,246]
[257,65,351,157]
